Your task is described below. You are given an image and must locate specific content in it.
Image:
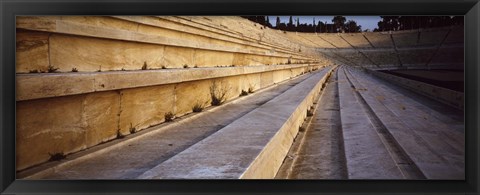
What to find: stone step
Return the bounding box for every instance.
[337,66,405,179]
[137,67,335,179]
[17,67,329,179]
[344,66,464,179]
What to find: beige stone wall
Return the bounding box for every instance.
[16,91,120,171]
[16,15,328,171]
[16,16,322,73]
[16,30,50,73]
[17,31,313,72]
[16,66,321,171]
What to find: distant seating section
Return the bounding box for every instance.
[291,26,464,69]
[340,34,372,48]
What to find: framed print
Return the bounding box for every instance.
[1,0,479,194]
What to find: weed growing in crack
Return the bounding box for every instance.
[48,152,66,161]
[299,126,305,132]
[248,83,256,94]
[192,104,204,112]
[239,90,249,97]
[129,123,137,134]
[117,131,125,139]
[192,99,209,112]
[47,65,59,73]
[210,80,230,106]
[164,112,175,122]
[142,62,148,70]
[307,106,314,117]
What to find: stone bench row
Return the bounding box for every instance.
[365,68,464,110]
[346,66,464,179]
[16,27,318,74]
[16,16,315,64]
[16,64,323,170]
[138,66,336,179]
[159,16,309,57]
[17,64,322,101]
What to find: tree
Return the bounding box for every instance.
[287,16,294,30]
[265,16,272,28]
[332,16,346,33]
[345,20,362,32]
[377,16,400,31]
[316,21,325,33]
[378,16,461,31]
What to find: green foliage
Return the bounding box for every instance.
[117,131,125,139]
[129,123,137,134]
[48,152,66,161]
[164,112,175,122]
[307,106,314,117]
[239,90,249,97]
[47,65,59,73]
[299,126,305,132]
[210,80,229,106]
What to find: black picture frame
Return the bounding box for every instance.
[1,0,479,194]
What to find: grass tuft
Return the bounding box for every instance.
[239,90,249,97]
[48,152,66,161]
[164,112,175,122]
[47,65,59,73]
[210,80,229,106]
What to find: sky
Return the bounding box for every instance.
[267,16,381,31]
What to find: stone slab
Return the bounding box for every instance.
[337,66,404,179]
[16,30,50,73]
[119,84,175,135]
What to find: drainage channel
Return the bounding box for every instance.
[276,66,348,179]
